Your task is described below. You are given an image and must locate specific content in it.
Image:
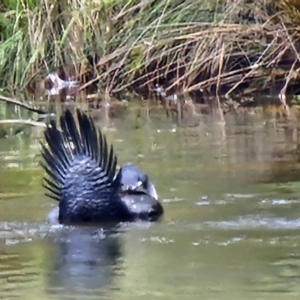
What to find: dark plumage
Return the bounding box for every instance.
[40,109,164,225]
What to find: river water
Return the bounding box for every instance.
[0,100,300,299]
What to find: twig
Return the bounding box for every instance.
[0,95,46,114]
[0,119,47,127]
[278,60,296,118]
[216,40,225,95]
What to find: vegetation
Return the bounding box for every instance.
[1,0,300,100]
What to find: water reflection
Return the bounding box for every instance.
[45,226,124,298]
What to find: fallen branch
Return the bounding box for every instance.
[0,119,47,127]
[0,95,46,114]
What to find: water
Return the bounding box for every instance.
[0,101,300,299]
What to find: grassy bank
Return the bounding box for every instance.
[1,0,300,101]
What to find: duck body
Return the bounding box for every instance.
[41,109,163,225]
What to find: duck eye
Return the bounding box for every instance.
[142,175,149,189]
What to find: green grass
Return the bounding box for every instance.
[0,0,300,99]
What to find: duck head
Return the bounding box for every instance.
[118,163,158,200]
[116,163,162,222]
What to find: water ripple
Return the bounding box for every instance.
[205,216,300,230]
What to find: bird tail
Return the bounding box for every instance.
[40,109,118,203]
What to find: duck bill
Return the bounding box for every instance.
[122,181,158,200]
[123,180,144,193]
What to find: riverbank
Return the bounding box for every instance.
[1,0,300,104]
